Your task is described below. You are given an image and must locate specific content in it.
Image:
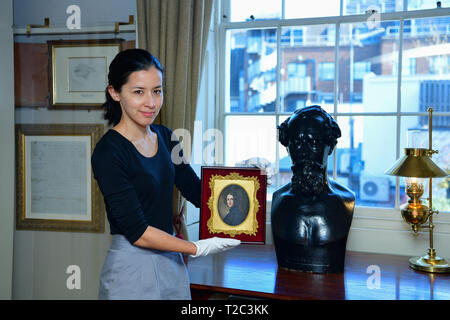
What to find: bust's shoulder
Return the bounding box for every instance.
[273,182,291,198]
[328,179,355,202]
[271,180,355,207]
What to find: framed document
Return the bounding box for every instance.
[200,166,267,244]
[48,39,123,109]
[15,124,105,232]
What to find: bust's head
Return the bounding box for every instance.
[278,106,341,195]
[278,105,341,167]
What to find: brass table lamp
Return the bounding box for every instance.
[385,107,449,273]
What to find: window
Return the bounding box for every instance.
[219,1,450,212]
[319,62,335,81]
[287,63,307,78]
[281,28,304,46]
[354,61,372,80]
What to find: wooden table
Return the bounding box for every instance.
[188,244,450,300]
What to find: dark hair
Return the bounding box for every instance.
[278,105,341,148]
[103,49,164,126]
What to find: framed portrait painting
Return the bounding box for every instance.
[48,39,123,109]
[15,124,105,233]
[200,166,267,244]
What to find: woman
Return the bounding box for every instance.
[91,49,240,300]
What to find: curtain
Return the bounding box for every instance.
[136,0,213,240]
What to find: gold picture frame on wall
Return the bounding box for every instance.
[200,167,267,244]
[15,124,105,233]
[48,39,123,110]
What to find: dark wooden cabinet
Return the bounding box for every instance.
[188,244,450,300]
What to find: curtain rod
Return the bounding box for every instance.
[13,24,136,36]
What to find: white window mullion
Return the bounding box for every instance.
[395,19,405,210]
[332,0,343,180]
[216,12,227,165]
[275,24,282,189]
[333,20,341,180]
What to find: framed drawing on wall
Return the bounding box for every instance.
[200,166,267,244]
[15,124,105,233]
[48,39,123,109]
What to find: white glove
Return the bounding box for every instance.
[235,157,275,186]
[190,237,241,258]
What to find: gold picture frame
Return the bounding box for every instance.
[207,172,260,237]
[48,39,123,110]
[16,124,105,233]
[200,167,267,243]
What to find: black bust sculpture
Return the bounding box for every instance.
[271,105,355,273]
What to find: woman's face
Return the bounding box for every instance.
[108,66,163,128]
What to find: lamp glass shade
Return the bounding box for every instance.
[406,130,428,149]
[385,148,448,178]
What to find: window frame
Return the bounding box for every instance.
[216,1,450,212]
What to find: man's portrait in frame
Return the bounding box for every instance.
[200,167,267,244]
[218,184,250,226]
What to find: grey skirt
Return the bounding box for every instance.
[98,235,191,300]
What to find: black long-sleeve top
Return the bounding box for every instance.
[91,124,201,244]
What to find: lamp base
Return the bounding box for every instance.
[409,253,450,273]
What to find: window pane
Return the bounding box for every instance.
[401,17,450,112]
[336,116,397,208]
[280,25,336,113]
[226,29,277,113]
[285,0,340,19]
[408,0,449,10]
[400,117,450,212]
[225,115,277,166]
[343,0,404,15]
[337,21,400,112]
[230,0,281,22]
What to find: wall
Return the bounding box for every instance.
[0,0,15,300]
[12,0,136,299]
[13,110,112,299]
